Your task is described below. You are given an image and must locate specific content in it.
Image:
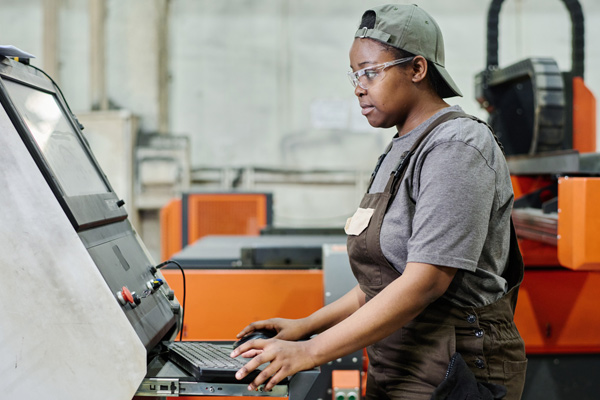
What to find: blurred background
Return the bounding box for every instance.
[2,0,599,261]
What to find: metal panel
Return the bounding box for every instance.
[0,101,146,399]
[507,151,580,175]
[323,244,357,305]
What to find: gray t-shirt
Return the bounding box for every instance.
[369,105,513,307]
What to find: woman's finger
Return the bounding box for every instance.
[233,345,273,380]
[239,349,263,358]
[236,322,260,338]
[247,361,280,391]
[230,338,267,358]
[263,368,291,392]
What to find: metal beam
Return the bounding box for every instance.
[157,0,170,134]
[90,0,108,110]
[43,0,60,81]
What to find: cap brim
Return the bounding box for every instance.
[433,63,463,98]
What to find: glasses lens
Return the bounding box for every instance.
[348,67,384,90]
[349,57,414,91]
[348,69,380,90]
[360,69,381,90]
[348,72,358,88]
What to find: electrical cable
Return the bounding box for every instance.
[155,259,186,342]
[28,64,85,130]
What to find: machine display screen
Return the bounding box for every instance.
[3,79,109,197]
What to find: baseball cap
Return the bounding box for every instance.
[354,4,462,98]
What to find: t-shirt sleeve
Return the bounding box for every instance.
[406,141,496,271]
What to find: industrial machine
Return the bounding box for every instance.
[160,234,363,400]
[160,192,273,262]
[475,1,600,398]
[0,50,317,399]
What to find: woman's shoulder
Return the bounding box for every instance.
[425,108,500,163]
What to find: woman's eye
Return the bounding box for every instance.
[364,69,379,80]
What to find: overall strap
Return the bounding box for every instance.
[366,141,394,192]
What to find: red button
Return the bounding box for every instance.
[121,286,134,304]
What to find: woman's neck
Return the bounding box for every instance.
[396,97,450,136]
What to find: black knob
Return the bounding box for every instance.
[152,279,164,289]
[132,292,142,305]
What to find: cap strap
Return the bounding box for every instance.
[354,28,391,43]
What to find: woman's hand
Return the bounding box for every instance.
[234,318,310,358]
[236,318,309,342]
[230,338,317,392]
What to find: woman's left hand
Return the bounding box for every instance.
[230,338,317,392]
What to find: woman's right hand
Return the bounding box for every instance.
[236,318,310,342]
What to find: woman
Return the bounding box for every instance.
[231,4,527,399]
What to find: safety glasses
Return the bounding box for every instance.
[348,57,415,90]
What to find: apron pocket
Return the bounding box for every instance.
[345,207,375,236]
[503,359,527,400]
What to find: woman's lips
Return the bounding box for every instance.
[361,104,375,115]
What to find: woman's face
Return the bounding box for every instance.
[349,38,415,130]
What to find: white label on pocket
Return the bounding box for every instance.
[344,207,375,236]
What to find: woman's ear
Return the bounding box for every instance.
[411,56,428,84]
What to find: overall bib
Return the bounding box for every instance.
[346,112,527,400]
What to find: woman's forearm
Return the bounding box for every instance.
[307,262,456,365]
[302,284,366,336]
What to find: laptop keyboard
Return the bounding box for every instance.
[166,341,247,379]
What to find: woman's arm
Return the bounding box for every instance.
[307,262,456,363]
[303,283,366,335]
[232,262,456,391]
[235,284,366,342]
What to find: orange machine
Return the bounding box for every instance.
[160,269,324,341]
[160,192,272,261]
[158,191,356,399]
[159,268,323,400]
[512,177,600,354]
[476,1,600,397]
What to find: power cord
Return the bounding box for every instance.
[155,260,186,342]
[28,64,85,130]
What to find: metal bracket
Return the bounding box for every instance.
[136,377,289,397]
[137,377,180,396]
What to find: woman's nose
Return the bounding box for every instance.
[354,84,366,97]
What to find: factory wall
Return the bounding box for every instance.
[2,0,600,247]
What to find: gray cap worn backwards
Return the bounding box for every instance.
[354,4,462,98]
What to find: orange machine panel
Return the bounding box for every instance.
[160,198,183,261]
[515,269,600,353]
[160,193,271,262]
[160,269,324,340]
[187,193,269,246]
[332,370,361,400]
[572,76,597,153]
[161,269,322,400]
[557,177,600,270]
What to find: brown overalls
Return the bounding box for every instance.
[347,112,528,400]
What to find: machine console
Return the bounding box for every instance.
[0,57,178,351]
